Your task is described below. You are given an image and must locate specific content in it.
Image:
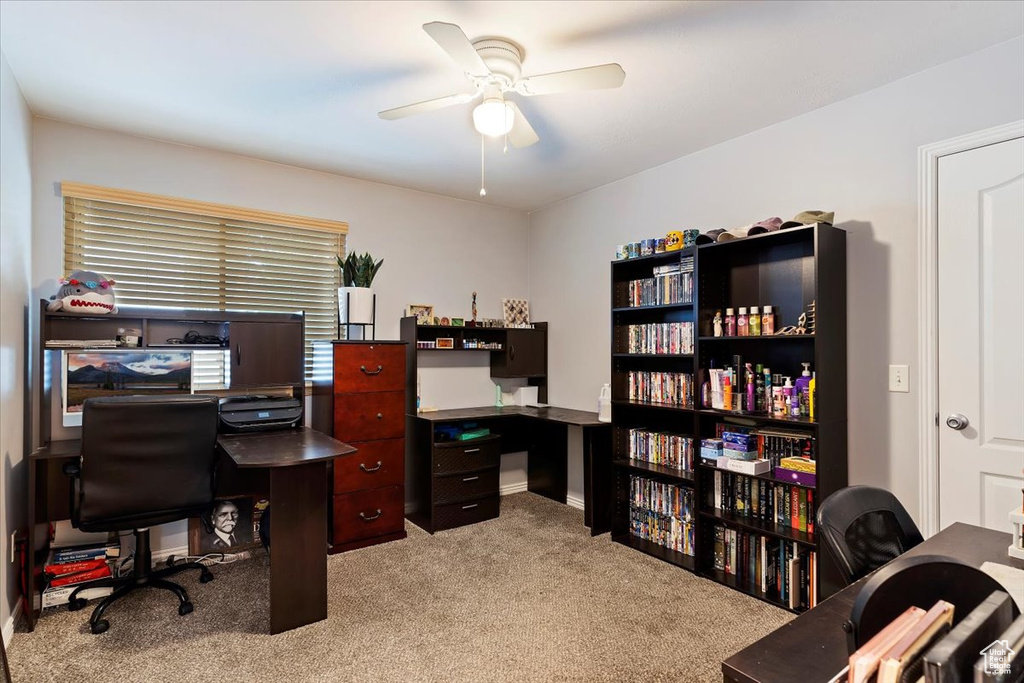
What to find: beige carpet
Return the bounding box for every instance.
[8,493,791,683]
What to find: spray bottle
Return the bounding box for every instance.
[745,363,755,413]
[795,363,812,417]
[783,377,796,417]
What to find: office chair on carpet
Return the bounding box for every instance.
[63,395,220,634]
[816,485,924,587]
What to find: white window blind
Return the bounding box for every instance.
[62,183,347,381]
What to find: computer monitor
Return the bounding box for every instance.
[62,350,194,427]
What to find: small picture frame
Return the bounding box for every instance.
[436,337,454,349]
[407,304,434,325]
[439,317,450,326]
[188,496,267,556]
[451,317,465,327]
[502,298,530,327]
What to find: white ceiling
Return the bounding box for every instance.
[2,1,1022,212]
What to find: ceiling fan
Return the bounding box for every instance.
[379,21,626,150]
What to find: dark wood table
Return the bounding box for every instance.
[216,427,355,634]
[416,405,612,534]
[722,523,1024,682]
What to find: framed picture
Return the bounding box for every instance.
[439,317,450,326]
[407,304,434,325]
[436,337,454,349]
[451,317,465,327]
[188,496,268,556]
[502,298,530,326]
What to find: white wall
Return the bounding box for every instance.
[528,37,1024,526]
[30,119,531,551]
[0,51,33,643]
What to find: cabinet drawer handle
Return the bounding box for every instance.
[360,364,383,375]
[359,461,383,472]
[377,413,383,420]
[463,448,480,454]
[461,503,478,510]
[462,476,479,482]
[359,509,382,521]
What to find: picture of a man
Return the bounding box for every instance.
[210,500,239,548]
[199,497,253,553]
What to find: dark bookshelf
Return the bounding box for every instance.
[609,224,846,613]
[614,535,696,571]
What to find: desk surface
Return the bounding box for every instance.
[415,405,606,427]
[722,522,1024,683]
[217,427,356,468]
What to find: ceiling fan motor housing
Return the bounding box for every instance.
[472,39,523,88]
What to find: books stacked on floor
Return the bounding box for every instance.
[629,476,695,556]
[626,259,694,307]
[628,428,693,471]
[707,469,815,534]
[711,524,816,610]
[627,370,693,408]
[38,541,120,610]
[837,591,1023,683]
[626,322,694,355]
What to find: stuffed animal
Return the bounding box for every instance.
[47,270,118,314]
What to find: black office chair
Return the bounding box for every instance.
[63,395,220,634]
[816,485,924,587]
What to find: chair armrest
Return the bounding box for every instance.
[62,461,81,478]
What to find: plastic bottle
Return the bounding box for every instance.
[416,374,421,412]
[746,372,755,414]
[737,307,748,337]
[783,377,795,417]
[495,383,504,408]
[763,367,772,414]
[809,372,817,421]
[762,305,775,336]
[755,364,765,412]
[795,363,812,417]
[723,373,733,412]
[749,306,761,336]
[772,386,785,417]
[724,308,736,336]
[598,383,611,422]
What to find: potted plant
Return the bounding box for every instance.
[337,252,383,326]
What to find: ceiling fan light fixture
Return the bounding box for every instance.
[472,98,515,137]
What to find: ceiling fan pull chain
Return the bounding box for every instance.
[479,135,487,197]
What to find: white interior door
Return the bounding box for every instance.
[937,137,1024,531]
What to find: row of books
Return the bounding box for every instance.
[627,370,693,408]
[844,591,1023,683]
[630,475,694,520]
[713,423,816,470]
[708,469,815,534]
[629,506,696,557]
[626,267,694,308]
[628,428,694,471]
[629,475,695,556]
[712,525,817,610]
[625,322,694,355]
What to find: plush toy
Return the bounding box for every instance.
[664,231,683,251]
[47,270,118,314]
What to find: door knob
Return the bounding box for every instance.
[945,413,969,430]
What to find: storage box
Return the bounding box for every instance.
[514,386,539,407]
[726,458,771,476]
[723,448,757,461]
[779,456,816,474]
[774,467,816,487]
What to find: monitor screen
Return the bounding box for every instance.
[62,350,194,427]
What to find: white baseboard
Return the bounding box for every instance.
[566,494,585,511]
[152,545,191,566]
[3,597,21,647]
[500,482,529,496]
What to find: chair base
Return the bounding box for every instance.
[67,528,213,634]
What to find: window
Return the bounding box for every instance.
[61,182,347,382]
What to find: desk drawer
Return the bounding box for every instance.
[433,436,501,474]
[333,439,404,494]
[434,496,499,531]
[433,468,499,504]
[333,344,405,393]
[332,486,404,544]
[334,391,405,442]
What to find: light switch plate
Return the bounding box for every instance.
[889,365,910,393]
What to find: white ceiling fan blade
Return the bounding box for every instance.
[516,63,625,96]
[378,92,476,120]
[507,101,539,148]
[422,21,490,79]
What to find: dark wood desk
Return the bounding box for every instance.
[411,405,612,534]
[722,523,1024,683]
[26,427,354,635]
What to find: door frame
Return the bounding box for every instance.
[916,120,1024,538]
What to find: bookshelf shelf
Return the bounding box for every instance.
[698,509,815,547]
[612,302,693,313]
[697,335,814,342]
[611,353,694,359]
[611,400,694,412]
[701,567,805,613]
[613,535,696,571]
[613,458,695,486]
[697,409,818,428]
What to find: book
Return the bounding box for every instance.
[48,564,111,588]
[877,600,954,683]
[972,613,1024,682]
[38,584,114,610]
[923,591,1013,682]
[849,606,927,683]
[51,542,119,564]
[44,557,108,576]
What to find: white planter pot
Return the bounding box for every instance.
[339,287,375,325]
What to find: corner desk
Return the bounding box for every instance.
[27,427,355,635]
[406,405,612,535]
[722,523,1024,682]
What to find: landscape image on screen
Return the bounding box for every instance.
[65,351,192,412]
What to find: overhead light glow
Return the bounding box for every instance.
[472,98,514,137]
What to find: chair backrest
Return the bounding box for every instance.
[78,395,220,531]
[816,485,924,586]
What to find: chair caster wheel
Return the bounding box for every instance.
[90,620,109,634]
[68,598,87,612]
[199,572,214,584]
[179,601,194,616]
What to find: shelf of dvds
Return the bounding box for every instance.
[609,224,846,613]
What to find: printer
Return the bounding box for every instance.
[218,395,303,433]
